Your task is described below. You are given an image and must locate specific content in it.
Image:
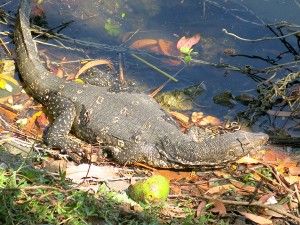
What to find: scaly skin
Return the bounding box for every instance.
[14,0,268,168]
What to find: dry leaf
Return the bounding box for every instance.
[209,199,226,216]
[283,175,299,185]
[176,34,201,50]
[156,169,193,181]
[191,112,204,122]
[158,39,175,56]
[196,201,207,218]
[170,186,181,195]
[75,59,112,78]
[66,164,120,184]
[261,204,286,218]
[169,111,189,124]
[130,39,157,49]
[205,184,234,194]
[55,67,64,78]
[258,193,275,204]
[239,211,272,225]
[289,167,300,175]
[229,180,262,193]
[237,156,260,164]
[213,171,231,178]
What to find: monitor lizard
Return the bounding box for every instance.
[14,0,268,168]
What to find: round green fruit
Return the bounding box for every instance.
[128,175,170,205]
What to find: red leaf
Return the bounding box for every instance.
[176,34,201,50]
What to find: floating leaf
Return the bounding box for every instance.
[177,34,201,50]
[130,39,158,49]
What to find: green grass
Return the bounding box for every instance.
[0,164,165,225]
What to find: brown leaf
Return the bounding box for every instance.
[130,39,158,49]
[237,156,260,164]
[239,211,272,225]
[261,204,286,218]
[170,186,181,195]
[209,199,226,216]
[158,39,175,56]
[258,193,275,204]
[196,201,206,218]
[205,184,234,194]
[289,167,300,175]
[55,67,64,78]
[0,104,18,121]
[229,180,262,194]
[283,175,299,185]
[75,59,112,78]
[156,169,193,182]
[191,111,204,122]
[169,111,189,124]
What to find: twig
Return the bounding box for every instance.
[150,66,186,97]
[131,53,178,82]
[0,185,69,193]
[118,53,125,84]
[222,28,300,42]
[0,37,11,56]
[202,195,300,223]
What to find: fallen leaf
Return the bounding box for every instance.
[209,199,226,216]
[36,112,49,130]
[196,115,221,126]
[191,112,204,122]
[283,175,299,185]
[262,204,286,218]
[170,186,181,195]
[176,34,201,50]
[196,201,207,218]
[205,184,234,194]
[237,156,260,164]
[156,169,193,182]
[0,105,18,121]
[289,167,300,175]
[66,164,120,184]
[258,193,275,204]
[75,59,112,78]
[239,211,272,225]
[130,39,158,49]
[229,180,262,194]
[169,111,189,124]
[55,67,64,78]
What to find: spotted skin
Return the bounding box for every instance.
[14,0,269,168]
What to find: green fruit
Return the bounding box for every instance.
[128,175,170,205]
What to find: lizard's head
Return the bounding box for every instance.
[219,131,269,163]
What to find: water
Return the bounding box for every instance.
[1,0,299,137]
